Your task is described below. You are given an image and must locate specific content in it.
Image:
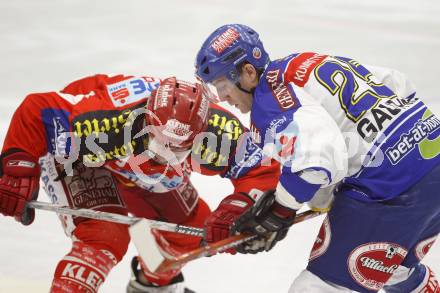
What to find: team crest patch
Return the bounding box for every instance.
[415,235,437,261]
[309,216,331,261]
[348,242,407,291]
[252,47,262,59]
[62,164,124,209]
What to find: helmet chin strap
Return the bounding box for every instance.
[235,82,254,94]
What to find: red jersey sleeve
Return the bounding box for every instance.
[2,74,161,163]
[2,91,73,158]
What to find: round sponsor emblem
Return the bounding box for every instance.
[309,216,331,261]
[348,242,407,291]
[415,235,437,261]
[252,47,262,59]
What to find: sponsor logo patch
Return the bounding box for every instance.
[224,135,263,179]
[250,122,262,144]
[60,261,104,291]
[266,69,298,110]
[386,111,440,165]
[419,109,440,160]
[415,235,437,261]
[154,83,172,109]
[348,242,407,291]
[197,96,210,120]
[262,120,299,166]
[7,160,35,168]
[285,52,327,87]
[309,216,331,261]
[62,164,124,210]
[72,107,145,164]
[39,155,60,203]
[229,200,249,208]
[208,111,243,141]
[191,108,244,171]
[42,109,71,156]
[164,119,192,141]
[211,28,240,54]
[107,77,159,107]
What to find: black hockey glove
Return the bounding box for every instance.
[231,189,297,254]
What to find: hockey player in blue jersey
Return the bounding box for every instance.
[195,24,440,292]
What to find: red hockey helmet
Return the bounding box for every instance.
[146,77,211,152]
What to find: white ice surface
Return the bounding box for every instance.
[0,0,439,292]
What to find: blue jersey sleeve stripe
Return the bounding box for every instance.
[279,167,321,203]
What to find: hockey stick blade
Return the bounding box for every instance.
[155,234,258,273]
[155,209,323,273]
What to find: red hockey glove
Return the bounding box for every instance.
[204,193,255,248]
[0,151,40,225]
[232,189,297,254]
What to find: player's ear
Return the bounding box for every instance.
[242,63,259,87]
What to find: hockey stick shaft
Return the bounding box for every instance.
[156,209,324,273]
[27,201,204,236]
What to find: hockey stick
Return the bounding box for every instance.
[27,201,204,236]
[28,201,205,273]
[29,201,323,273]
[153,209,324,273]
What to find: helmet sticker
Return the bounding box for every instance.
[197,96,210,120]
[253,47,262,59]
[211,28,240,54]
[163,119,192,141]
[154,84,172,110]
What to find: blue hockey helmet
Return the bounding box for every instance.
[195,24,270,84]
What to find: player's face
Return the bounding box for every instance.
[211,77,253,113]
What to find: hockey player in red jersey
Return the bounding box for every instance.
[0,74,279,292]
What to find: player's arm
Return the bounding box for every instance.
[0,74,124,225]
[1,74,121,158]
[202,148,281,253]
[0,90,71,225]
[232,101,348,253]
[193,104,281,251]
[273,104,348,207]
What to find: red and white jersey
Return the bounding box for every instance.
[3,74,279,199]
